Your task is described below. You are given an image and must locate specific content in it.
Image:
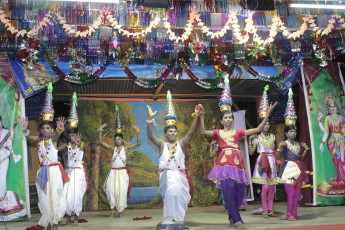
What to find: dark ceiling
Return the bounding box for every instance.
[52,78,280,102]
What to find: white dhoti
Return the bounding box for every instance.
[103,168,129,212]
[64,167,87,216]
[159,170,190,221]
[37,165,66,227]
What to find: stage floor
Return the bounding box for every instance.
[3,201,345,230]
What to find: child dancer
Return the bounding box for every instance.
[63,93,88,225]
[249,86,279,218]
[100,105,140,217]
[277,89,309,221]
[199,76,277,230]
[146,91,201,224]
[21,83,68,230]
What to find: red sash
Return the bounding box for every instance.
[294,160,303,189]
[258,152,273,178]
[43,162,70,184]
[185,170,194,203]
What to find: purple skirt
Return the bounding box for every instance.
[208,165,251,189]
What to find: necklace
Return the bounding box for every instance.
[286,140,300,155]
[112,146,125,166]
[38,136,51,165]
[158,140,184,174]
[258,133,274,150]
[67,141,83,165]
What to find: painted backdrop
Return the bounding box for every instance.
[0,60,30,221]
[77,99,253,210]
[302,62,345,205]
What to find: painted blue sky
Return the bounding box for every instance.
[126,101,166,164]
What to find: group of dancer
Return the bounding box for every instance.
[19,76,310,230]
[249,86,309,225]
[21,89,87,230]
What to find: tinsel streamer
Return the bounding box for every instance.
[180,58,237,89]
[46,53,114,84]
[118,54,176,88]
[240,58,298,82]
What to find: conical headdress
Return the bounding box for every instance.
[165,90,177,126]
[218,74,232,111]
[68,92,79,128]
[42,82,54,121]
[284,88,297,126]
[115,105,122,134]
[259,85,270,118]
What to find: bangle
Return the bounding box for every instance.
[98,128,104,132]
[146,119,156,126]
[56,127,65,133]
[321,141,325,145]
[318,119,321,122]
[192,113,200,117]
[21,129,30,136]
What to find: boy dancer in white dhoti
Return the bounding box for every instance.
[99,105,141,217]
[146,91,201,224]
[21,83,68,230]
[62,93,88,225]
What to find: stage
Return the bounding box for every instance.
[3,201,345,230]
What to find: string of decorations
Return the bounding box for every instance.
[163,9,197,42]
[106,13,161,39]
[118,53,176,88]
[1,7,345,43]
[55,11,104,38]
[240,58,298,82]
[45,53,114,84]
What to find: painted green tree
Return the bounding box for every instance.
[78,101,137,210]
[173,100,222,206]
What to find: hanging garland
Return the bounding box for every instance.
[106,13,160,39]
[46,54,114,84]
[118,54,176,88]
[240,58,298,82]
[1,6,345,43]
[180,58,239,89]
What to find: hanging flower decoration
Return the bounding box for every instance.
[0,9,52,37]
[110,35,120,58]
[46,53,114,84]
[164,9,198,43]
[247,42,267,59]
[19,35,40,71]
[1,5,345,44]
[172,62,183,80]
[188,41,206,61]
[106,13,160,39]
[196,12,232,39]
[214,55,230,79]
[55,11,104,38]
[312,34,331,67]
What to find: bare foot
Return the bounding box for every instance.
[110,209,116,218]
[234,222,247,230]
[287,217,297,221]
[73,215,79,226]
[262,212,269,219]
[228,217,234,226]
